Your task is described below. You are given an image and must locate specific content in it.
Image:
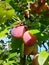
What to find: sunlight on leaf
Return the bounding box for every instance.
[38,51,49,65]
[0,60,3,64]
[29,29,40,34]
[0,28,9,37]
[0,1,16,24]
[8,52,17,59]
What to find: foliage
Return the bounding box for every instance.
[0,0,49,65]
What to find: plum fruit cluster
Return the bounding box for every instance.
[11,25,38,55]
[30,0,49,14]
[24,0,49,18]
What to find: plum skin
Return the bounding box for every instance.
[11,26,26,38]
[23,31,37,46]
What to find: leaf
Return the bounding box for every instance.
[4,63,9,65]
[36,33,49,43]
[5,0,11,3]
[6,9,15,19]
[8,52,17,59]
[0,60,3,64]
[29,29,49,44]
[26,0,32,3]
[44,56,49,65]
[38,51,49,65]
[29,29,40,34]
[8,60,16,64]
[0,28,9,37]
[11,37,23,50]
[0,1,16,24]
[0,50,4,54]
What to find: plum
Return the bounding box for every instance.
[11,26,26,38]
[23,31,37,46]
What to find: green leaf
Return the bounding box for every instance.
[0,28,9,37]
[8,52,17,59]
[29,29,49,44]
[36,33,49,43]
[4,63,9,65]
[38,51,49,65]
[0,60,3,64]
[11,37,23,50]
[26,0,33,3]
[5,0,11,3]
[6,9,15,19]
[0,1,16,23]
[8,60,16,64]
[44,56,49,65]
[29,29,40,34]
[0,50,4,54]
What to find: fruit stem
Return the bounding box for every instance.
[20,43,26,65]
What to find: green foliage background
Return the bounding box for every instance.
[0,0,49,65]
